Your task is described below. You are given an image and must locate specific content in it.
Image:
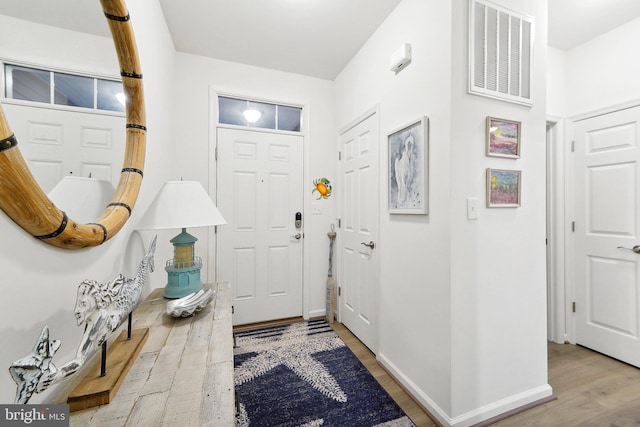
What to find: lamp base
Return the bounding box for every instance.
[164,281,203,299]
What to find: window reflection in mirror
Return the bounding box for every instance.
[54,72,93,108]
[2,63,126,196]
[4,63,125,113]
[5,65,50,103]
[97,79,126,113]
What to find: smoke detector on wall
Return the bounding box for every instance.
[390,43,412,73]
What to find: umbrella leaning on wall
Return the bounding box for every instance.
[326,224,337,324]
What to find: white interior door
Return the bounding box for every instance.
[339,111,379,353]
[3,104,125,192]
[573,105,640,367]
[216,127,304,325]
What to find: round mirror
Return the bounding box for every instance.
[0,0,146,249]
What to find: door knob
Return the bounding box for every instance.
[291,233,302,240]
[361,241,375,249]
[617,245,640,254]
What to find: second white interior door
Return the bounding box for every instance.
[339,111,379,353]
[573,105,640,367]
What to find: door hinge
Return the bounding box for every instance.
[571,140,575,152]
[571,221,575,232]
[338,287,341,296]
[338,151,342,161]
[215,146,218,160]
[572,302,576,313]
[337,218,341,228]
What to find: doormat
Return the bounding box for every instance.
[234,319,415,426]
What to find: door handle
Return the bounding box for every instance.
[617,245,640,254]
[291,233,302,240]
[361,241,375,249]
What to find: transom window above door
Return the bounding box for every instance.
[218,96,302,132]
[3,63,125,113]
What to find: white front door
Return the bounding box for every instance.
[3,104,125,192]
[338,111,379,352]
[216,128,304,325]
[573,105,640,367]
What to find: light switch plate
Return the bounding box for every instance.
[467,198,478,220]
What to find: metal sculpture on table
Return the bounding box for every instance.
[9,236,157,404]
[8,326,60,404]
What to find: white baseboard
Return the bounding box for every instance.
[449,384,553,426]
[307,309,326,319]
[377,352,553,427]
[377,352,451,426]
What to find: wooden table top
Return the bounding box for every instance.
[61,282,235,426]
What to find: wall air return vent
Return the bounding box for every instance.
[469,0,534,106]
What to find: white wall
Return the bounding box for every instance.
[0,0,176,404]
[564,16,640,116]
[335,0,453,417]
[0,17,118,75]
[449,0,550,423]
[335,0,550,425]
[160,53,337,320]
[547,47,567,118]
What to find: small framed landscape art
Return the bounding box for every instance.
[486,117,521,158]
[388,116,429,214]
[486,168,521,207]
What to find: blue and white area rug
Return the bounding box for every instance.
[234,319,416,427]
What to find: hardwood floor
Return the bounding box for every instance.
[492,342,640,426]
[333,325,640,427]
[329,322,437,427]
[237,320,640,426]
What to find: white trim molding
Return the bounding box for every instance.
[378,352,553,427]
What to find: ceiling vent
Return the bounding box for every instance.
[469,0,534,106]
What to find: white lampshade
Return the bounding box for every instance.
[48,176,115,224]
[136,181,226,230]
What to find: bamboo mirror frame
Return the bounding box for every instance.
[0,0,145,250]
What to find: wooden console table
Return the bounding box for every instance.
[62,282,235,426]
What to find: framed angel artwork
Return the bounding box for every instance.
[388,117,429,214]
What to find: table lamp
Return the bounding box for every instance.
[136,180,226,298]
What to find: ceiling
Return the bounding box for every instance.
[547,0,640,50]
[1,1,640,80]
